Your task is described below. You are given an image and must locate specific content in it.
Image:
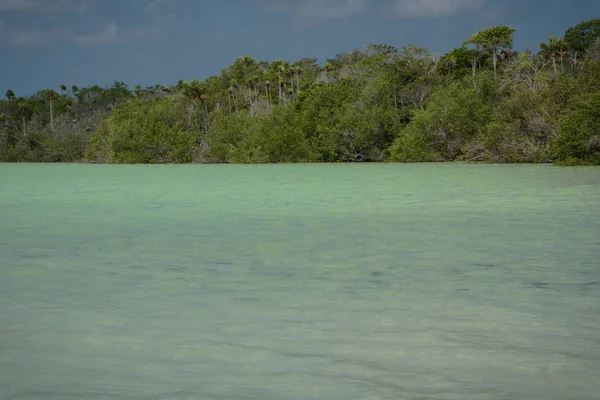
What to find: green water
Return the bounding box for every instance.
[1,163,599,400]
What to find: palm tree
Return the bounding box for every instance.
[200,93,209,109]
[540,36,569,73]
[278,65,285,105]
[43,89,59,131]
[445,58,457,74]
[292,65,302,96]
[5,89,15,100]
[268,60,290,105]
[324,61,339,82]
[463,26,515,79]
[257,67,271,111]
[286,65,302,101]
[229,79,239,113]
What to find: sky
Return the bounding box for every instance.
[0,0,599,96]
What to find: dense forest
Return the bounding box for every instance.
[1,20,600,165]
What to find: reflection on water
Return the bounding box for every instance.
[1,164,599,400]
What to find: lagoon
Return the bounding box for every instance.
[1,163,599,399]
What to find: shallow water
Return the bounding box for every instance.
[0,163,599,400]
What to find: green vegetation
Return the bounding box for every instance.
[1,21,600,165]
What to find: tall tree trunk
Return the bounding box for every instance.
[295,72,301,95]
[278,70,282,105]
[492,52,498,79]
[204,102,209,131]
[290,77,295,102]
[560,55,564,73]
[50,98,54,131]
[265,87,270,112]
[472,54,477,87]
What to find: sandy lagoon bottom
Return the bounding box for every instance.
[1,164,599,400]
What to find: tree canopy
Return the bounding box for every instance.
[1,21,599,165]
[564,19,600,53]
[464,26,515,78]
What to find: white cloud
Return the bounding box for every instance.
[76,21,118,46]
[0,0,88,12]
[267,0,365,20]
[385,0,484,19]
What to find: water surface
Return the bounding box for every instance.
[1,164,599,399]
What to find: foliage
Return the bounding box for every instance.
[389,78,492,162]
[464,26,516,78]
[85,97,196,163]
[539,36,569,74]
[2,21,600,165]
[464,26,515,53]
[553,92,600,164]
[439,47,475,77]
[480,86,556,163]
[564,19,600,53]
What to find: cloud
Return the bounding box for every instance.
[146,0,175,13]
[76,21,118,46]
[7,21,139,47]
[9,26,71,46]
[267,0,365,20]
[0,0,88,13]
[384,0,484,19]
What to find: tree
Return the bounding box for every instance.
[269,60,290,105]
[439,47,474,77]
[85,97,195,163]
[586,37,600,61]
[540,36,569,73]
[294,58,321,91]
[324,61,338,82]
[41,89,60,131]
[464,26,516,79]
[554,92,600,165]
[3,35,600,165]
[564,19,600,54]
[389,79,492,162]
[290,65,302,98]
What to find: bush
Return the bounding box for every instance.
[85,97,196,163]
[553,92,600,165]
[478,87,555,163]
[388,79,492,162]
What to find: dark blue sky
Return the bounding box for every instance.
[1,0,598,96]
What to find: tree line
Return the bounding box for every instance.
[1,19,599,165]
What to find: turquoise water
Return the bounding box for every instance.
[1,163,599,400]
